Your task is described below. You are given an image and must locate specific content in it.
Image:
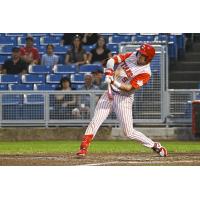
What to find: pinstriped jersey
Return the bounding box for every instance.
[111,52,151,95]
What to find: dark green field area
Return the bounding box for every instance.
[0,140,200,154]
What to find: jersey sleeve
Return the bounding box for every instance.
[130,73,150,89]
[113,52,132,64]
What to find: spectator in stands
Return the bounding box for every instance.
[72,73,99,119]
[41,44,59,66]
[1,47,28,74]
[88,36,112,64]
[65,35,88,65]
[92,69,107,90]
[61,33,84,46]
[82,33,99,45]
[53,76,77,119]
[20,36,40,65]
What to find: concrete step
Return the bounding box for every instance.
[169,81,199,89]
[183,52,200,61]
[170,71,200,81]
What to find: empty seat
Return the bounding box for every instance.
[2,45,15,53]
[2,94,23,105]
[35,84,58,90]
[135,35,155,42]
[53,64,76,74]
[46,74,67,83]
[107,43,119,54]
[9,84,33,90]
[0,36,17,45]
[24,94,44,104]
[0,74,20,84]
[29,65,52,74]
[71,74,85,83]
[71,83,84,90]
[41,36,61,45]
[0,84,8,90]
[112,35,132,43]
[84,45,95,53]
[0,55,11,64]
[21,74,46,84]
[54,45,69,53]
[79,64,101,73]
[37,46,46,53]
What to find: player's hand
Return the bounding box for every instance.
[105,75,114,84]
[104,68,114,76]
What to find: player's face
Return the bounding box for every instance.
[137,52,147,66]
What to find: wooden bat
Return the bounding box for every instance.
[107,83,113,100]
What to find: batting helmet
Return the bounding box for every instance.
[137,43,155,63]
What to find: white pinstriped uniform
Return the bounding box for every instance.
[85,53,155,148]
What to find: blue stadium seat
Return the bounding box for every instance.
[35,84,58,90]
[46,74,67,83]
[9,84,33,90]
[0,84,8,90]
[53,64,77,74]
[5,33,27,37]
[168,35,178,60]
[21,74,46,84]
[0,74,20,84]
[84,45,95,53]
[0,55,11,64]
[112,35,132,43]
[0,36,17,45]
[50,33,64,36]
[41,36,61,45]
[158,34,168,42]
[29,65,52,74]
[71,74,85,83]
[71,83,84,90]
[2,94,23,105]
[79,64,102,73]
[24,94,44,104]
[2,45,16,53]
[37,46,46,53]
[107,43,119,54]
[54,45,69,53]
[135,35,155,42]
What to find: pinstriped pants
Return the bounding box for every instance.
[85,92,155,148]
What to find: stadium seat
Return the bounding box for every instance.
[21,74,46,84]
[5,33,27,37]
[168,35,178,60]
[79,64,102,73]
[46,74,68,83]
[9,84,33,90]
[0,55,11,64]
[2,45,15,53]
[35,84,58,90]
[37,46,46,53]
[28,65,52,74]
[23,94,45,104]
[53,64,77,74]
[54,45,69,54]
[71,74,85,83]
[40,36,61,45]
[2,94,23,105]
[0,36,17,45]
[84,45,95,53]
[112,35,132,43]
[0,84,8,90]
[107,43,119,54]
[71,83,84,90]
[0,74,20,84]
[135,35,155,42]
[158,34,168,42]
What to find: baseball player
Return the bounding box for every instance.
[76,43,168,157]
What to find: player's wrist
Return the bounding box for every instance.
[113,80,121,88]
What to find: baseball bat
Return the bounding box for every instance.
[107,83,113,100]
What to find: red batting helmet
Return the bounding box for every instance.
[137,43,155,63]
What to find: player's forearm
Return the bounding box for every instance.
[112,81,133,92]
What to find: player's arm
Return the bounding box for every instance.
[108,73,151,92]
[106,52,132,69]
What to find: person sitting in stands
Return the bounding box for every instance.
[41,44,59,66]
[65,35,88,66]
[20,36,40,65]
[1,47,28,74]
[88,36,112,64]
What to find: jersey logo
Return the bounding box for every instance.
[137,80,143,87]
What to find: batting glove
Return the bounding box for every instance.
[105,75,114,84]
[104,68,114,76]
